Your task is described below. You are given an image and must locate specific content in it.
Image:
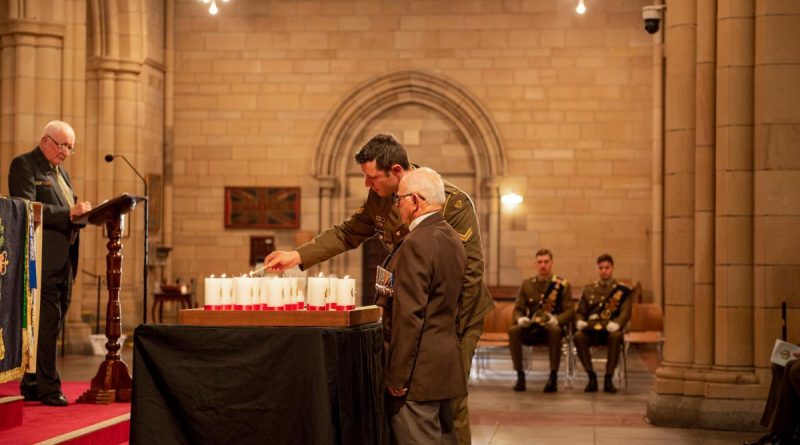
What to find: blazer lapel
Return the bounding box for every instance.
[32,147,70,207]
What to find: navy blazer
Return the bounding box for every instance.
[9,147,81,281]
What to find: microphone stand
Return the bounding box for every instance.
[110,155,149,325]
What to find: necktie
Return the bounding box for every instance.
[54,166,74,207]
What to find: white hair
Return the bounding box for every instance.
[41,120,76,142]
[402,167,446,206]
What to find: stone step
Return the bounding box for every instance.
[0,394,24,431]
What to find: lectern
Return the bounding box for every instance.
[73,193,145,404]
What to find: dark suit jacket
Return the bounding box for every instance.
[379,211,467,402]
[8,147,80,282]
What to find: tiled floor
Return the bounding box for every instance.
[465,345,759,445]
[56,342,761,445]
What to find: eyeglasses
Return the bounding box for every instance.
[392,193,426,207]
[392,193,413,207]
[45,135,75,155]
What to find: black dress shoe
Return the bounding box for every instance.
[603,373,617,393]
[743,432,778,445]
[584,372,598,392]
[543,371,558,393]
[513,371,526,392]
[41,392,68,407]
[20,387,39,401]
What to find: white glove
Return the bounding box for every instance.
[606,321,620,333]
[546,313,558,326]
[517,316,531,327]
[576,320,588,331]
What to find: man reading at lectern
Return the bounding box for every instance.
[9,120,92,407]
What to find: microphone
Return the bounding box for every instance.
[105,153,150,324]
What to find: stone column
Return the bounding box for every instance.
[687,0,716,392]
[0,20,65,190]
[84,57,144,326]
[0,5,95,353]
[654,0,697,394]
[711,0,759,393]
[753,1,800,377]
[483,178,500,286]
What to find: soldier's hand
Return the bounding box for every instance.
[606,321,620,333]
[576,320,588,331]
[264,250,301,271]
[546,313,558,326]
[517,316,531,327]
[70,201,92,219]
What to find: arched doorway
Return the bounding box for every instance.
[313,69,505,298]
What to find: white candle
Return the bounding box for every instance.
[328,277,339,308]
[246,277,259,308]
[267,277,284,308]
[337,277,356,308]
[233,276,252,309]
[307,276,328,308]
[204,276,222,310]
[219,277,233,309]
[258,277,270,309]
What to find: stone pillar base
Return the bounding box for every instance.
[63,320,93,355]
[646,391,766,431]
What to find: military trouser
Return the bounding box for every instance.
[453,317,483,445]
[508,323,563,372]
[573,329,623,375]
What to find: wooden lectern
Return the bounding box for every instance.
[73,193,145,404]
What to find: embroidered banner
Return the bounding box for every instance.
[0,197,30,382]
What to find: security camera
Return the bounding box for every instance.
[642,5,666,34]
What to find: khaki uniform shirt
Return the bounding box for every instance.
[512,274,574,326]
[575,279,632,328]
[296,174,494,336]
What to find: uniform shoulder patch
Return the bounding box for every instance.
[454,199,464,209]
[458,227,473,242]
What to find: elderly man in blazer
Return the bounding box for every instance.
[377,167,466,444]
[9,120,91,406]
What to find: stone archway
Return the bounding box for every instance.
[315,69,505,181]
[313,69,505,281]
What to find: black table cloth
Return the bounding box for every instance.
[130,322,385,445]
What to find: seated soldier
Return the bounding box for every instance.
[573,254,632,394]
[508,248,573,393]
[744,351,800,445]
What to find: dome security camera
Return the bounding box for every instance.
[642,5,666,34]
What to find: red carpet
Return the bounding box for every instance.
[0,381,130,445]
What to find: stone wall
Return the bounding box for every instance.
[170,0,655,297]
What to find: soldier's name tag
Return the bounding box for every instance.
[34,180,52,187]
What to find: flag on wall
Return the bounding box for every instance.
[0,197,32,382]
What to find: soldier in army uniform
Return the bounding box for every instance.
[265,133,493,445]
[508,249,573,393]
[573,254,632,394]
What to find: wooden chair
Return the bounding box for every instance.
[624,300,665,361]
[473,300,515,378]
[152,282,195,323]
